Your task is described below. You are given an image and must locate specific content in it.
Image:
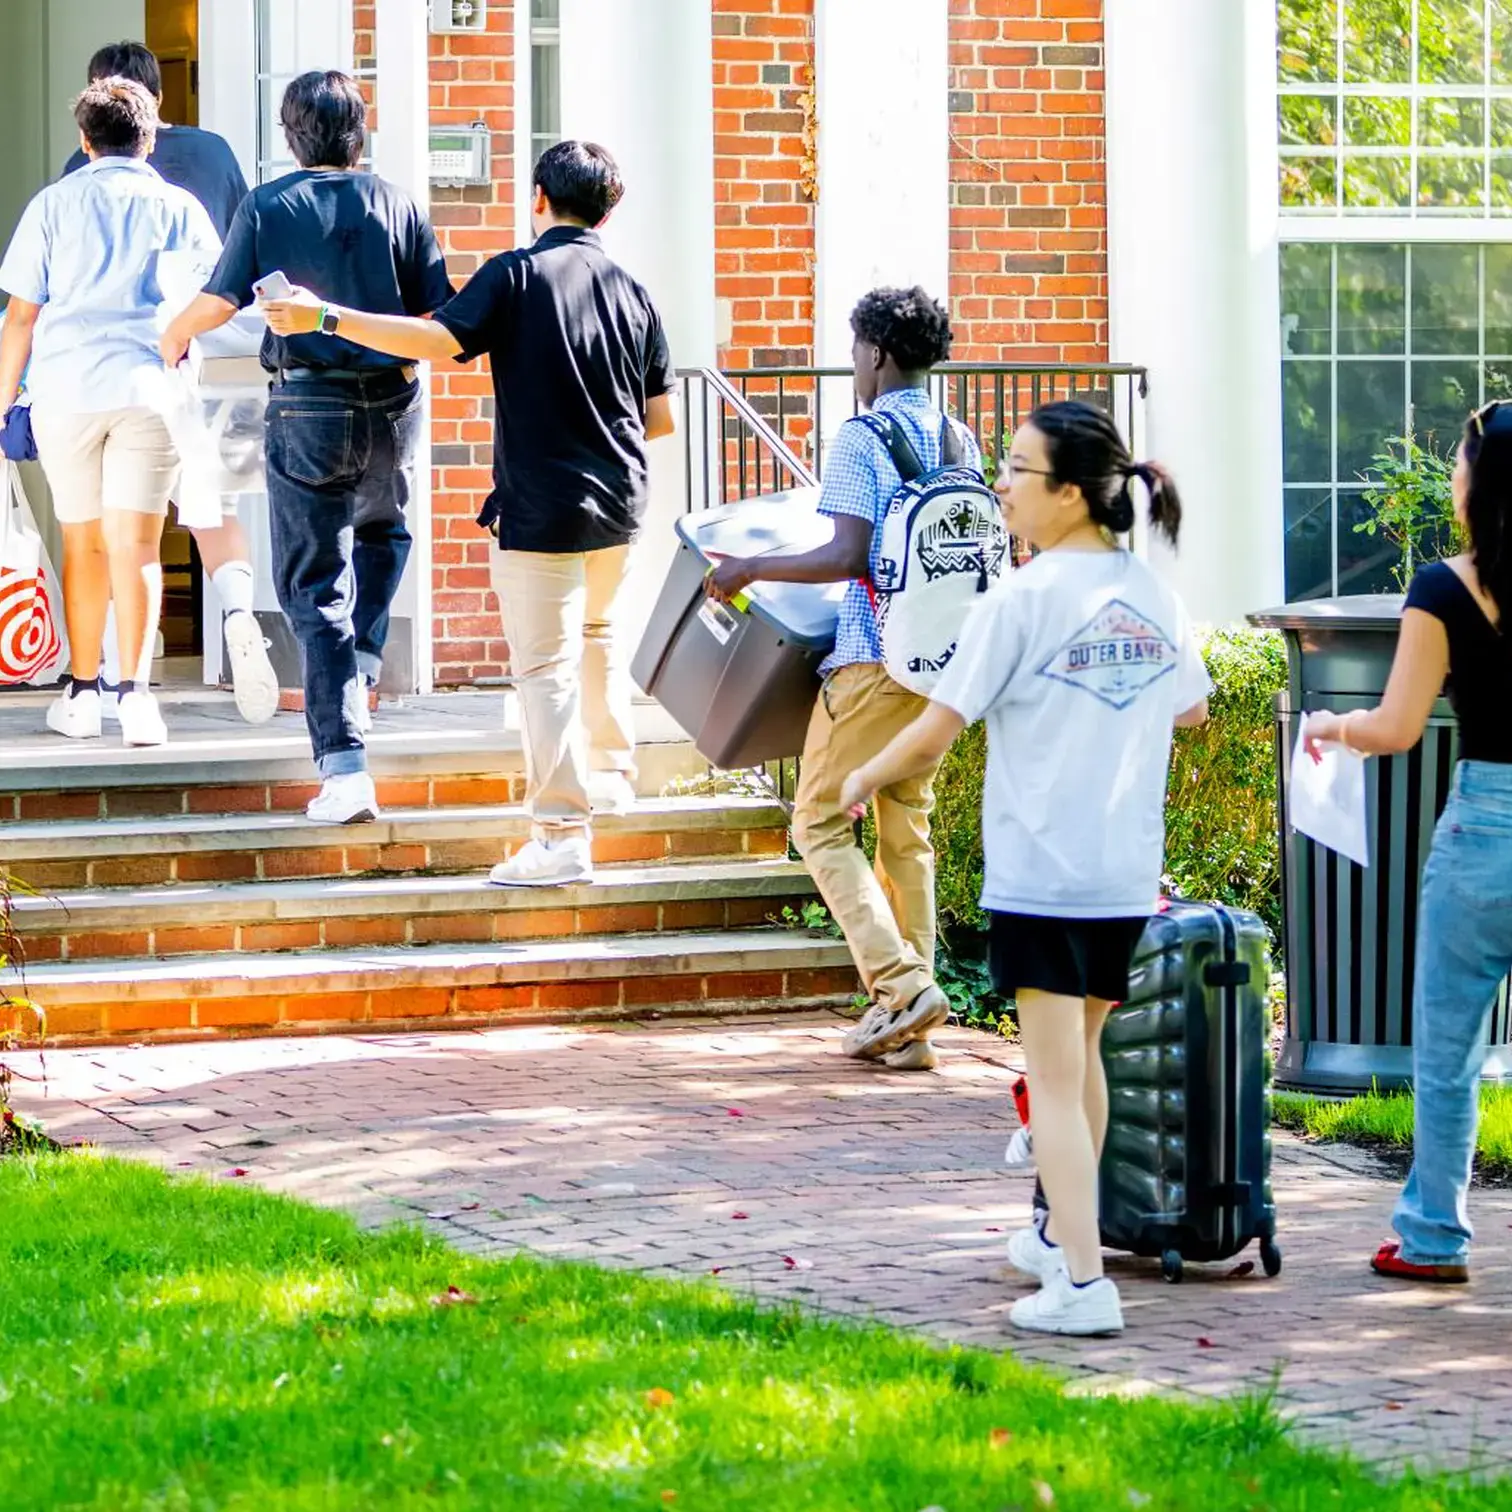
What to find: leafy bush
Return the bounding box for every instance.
[932,627,1288,940]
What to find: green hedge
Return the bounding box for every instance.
[933,627,1288,939]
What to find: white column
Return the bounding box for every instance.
[376,0,436,692]
[198,0,258,180]
[814,0,950,367]
[559,0,716,642]
[1105,0,1284,625]
[47,0,148,169]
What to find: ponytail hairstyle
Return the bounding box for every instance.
[1460,401,1512,628]
[1028,400,1183,548]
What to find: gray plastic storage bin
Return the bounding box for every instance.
[632,490,846,768]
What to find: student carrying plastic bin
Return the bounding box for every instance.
[837,402,1211,1336]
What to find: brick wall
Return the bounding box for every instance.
[427,5,516,684]
[947,0,1108,367]
[713,0,818,465]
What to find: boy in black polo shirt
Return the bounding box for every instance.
[264,141,677,885]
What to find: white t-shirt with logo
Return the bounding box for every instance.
[932,549,1212,919]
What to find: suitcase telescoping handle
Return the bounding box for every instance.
[1202,960,1252,988]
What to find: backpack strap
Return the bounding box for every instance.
[940,415,965,468]
[852,412,926,483]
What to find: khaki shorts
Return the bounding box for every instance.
[32,405,180,525]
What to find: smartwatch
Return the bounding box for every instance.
[318,304,342,336]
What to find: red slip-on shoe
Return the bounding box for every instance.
[1371,1241,1469,1284]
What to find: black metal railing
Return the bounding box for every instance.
[676,366,818,514]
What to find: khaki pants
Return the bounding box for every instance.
[491,545,637,840]
[792,661,939,1013]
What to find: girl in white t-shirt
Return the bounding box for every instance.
[839,400,1211,1337]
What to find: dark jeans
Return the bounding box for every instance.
[265,371,421,777]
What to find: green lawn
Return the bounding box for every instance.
[1273,1085,1512,1182]
[2,1153,1510,1511]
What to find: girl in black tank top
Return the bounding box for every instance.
[1303,399,1512,1285]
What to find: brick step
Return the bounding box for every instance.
[0,797,789,889]
[1,930,860,1043]
[7,859,820,962]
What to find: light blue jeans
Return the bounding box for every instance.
[1393,761,1512,1266]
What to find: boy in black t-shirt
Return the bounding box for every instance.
[262,141,678,885]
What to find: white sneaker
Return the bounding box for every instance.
[1005,1125,1035,1171]
[306,772,380,825]
[488,836,593,888]
[1010,1270,1124,1336]
[118,690,167,748]
[845,984,951,1060]
[223,611,279,725]
[841,1004,892,1060]
[587,771,637,816]
[46,688,102,740]
[881,1038,939,1071]
[1007,1223,1066,1282]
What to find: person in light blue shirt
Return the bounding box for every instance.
[0,76,220,749]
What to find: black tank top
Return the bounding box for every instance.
[1405,561,1512,763]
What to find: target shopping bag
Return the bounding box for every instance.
[0,461,68,686]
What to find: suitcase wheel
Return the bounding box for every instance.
[1260,1238,1282,1278]
[1160,1249,1184,1284]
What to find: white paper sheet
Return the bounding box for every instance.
[1289,720,1371,868]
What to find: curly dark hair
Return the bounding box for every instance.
[74,77,158,159]
[850,286,954,372]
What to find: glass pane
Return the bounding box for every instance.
[1337,360,1407,480]
[532,43,560,138]
[1411,361,1478,450]
[1281,244,1334,355]
[1486,245,1512,350]
[1417,96,1486,148]
[1284,361,1334,482]
[1337,243,1406,354]
[1493,101,1512,148]
[1343,154,1412,207]
[1282,156,1339,207]
[1281,94,1338,146]
[1485,358,1512,397]
[1417,154,1486,208]
[532,0,560,19]
[1344,0,1411,82]
[1495,0,1512,83]
[1343,95,1411,145]
[1280,0,1339,82]
[1284,488,1336,599]
[1339,489,1404,593]
[1416,0,1486,84]
[1410,244,1479,354]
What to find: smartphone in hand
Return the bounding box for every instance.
[253,270,294,302]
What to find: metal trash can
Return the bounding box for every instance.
[1248,596,1512,1092]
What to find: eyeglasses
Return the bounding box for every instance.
[1472,399,1506,437]
[997,458,1055,482]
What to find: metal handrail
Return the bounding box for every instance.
[719,362,1149,387]
[691,367,818,486]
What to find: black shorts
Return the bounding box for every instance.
[988,911,1149,1004]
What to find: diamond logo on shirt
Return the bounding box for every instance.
[1036,599,1177,710]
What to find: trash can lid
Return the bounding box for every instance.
[676,490,846,648]
[1248,594,1405,632]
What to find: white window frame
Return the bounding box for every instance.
[515,0,562,236]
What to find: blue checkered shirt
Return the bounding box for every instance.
[818,387,983,676]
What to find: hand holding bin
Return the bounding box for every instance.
[632,491,846,768]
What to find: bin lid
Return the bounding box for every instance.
[675,490,847,648]
[1248,593,1405,633]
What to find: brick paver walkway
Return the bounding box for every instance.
[6,1014,1510,1479]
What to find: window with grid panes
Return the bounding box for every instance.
[531,0,562,171]
[255,0,366,185]
[1277,2,1512,597]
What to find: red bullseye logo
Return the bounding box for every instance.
[0,568,61,683]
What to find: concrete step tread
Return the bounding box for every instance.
[12,928,852,1001]
[10,857,816,926]
[0,795,785,857]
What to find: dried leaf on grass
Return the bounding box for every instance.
[428,1285,477,1307]
[645,1387,675,1409]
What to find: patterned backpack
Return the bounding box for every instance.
[855,412,1008,695]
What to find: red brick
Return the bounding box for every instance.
[281,991,369,1024]
[704,971,786,1000]
[195,996,280,1029]
[493,908,577,941]
[324,916,407,948]
[65,932,150,960]
[660,900,727,930]
[261,848,348,880]
[592,833,669,864]
[187,785,271,815]
[17,791,101,821]
[450,983,537,1015]
[239,922,323,952]
[154,926,239,956]
[786,966,862,997]
[536,979,621,1010]
[175,853,259,883]
[620,973,705,1007]
[578,903,661,935]
[103,790,185,819]
[407,913,495,945]
[430,777,516,806]
[105,1001,194,1034]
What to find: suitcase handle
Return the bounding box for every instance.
[1208,1181,1252,1203]
[1203,961,1252,988]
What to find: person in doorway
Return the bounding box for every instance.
[160,70,453,824]
[63,39,275,725]
[261,139,677,881]
[1304,400,1512,1286]
[0,77,222,748]
[836,402,1209,1336]
[706,288,974,1072]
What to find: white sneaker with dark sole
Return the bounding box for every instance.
[223,610,279,725]
[488,836,593,888]
[1010,1271,1124,1336]
[46,688,103,740]
[306,772,380,824]
[1007,1223,1066,1282]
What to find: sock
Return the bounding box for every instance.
[68,675,100,699]
[212,561,256,618]
[117,679,139,697]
